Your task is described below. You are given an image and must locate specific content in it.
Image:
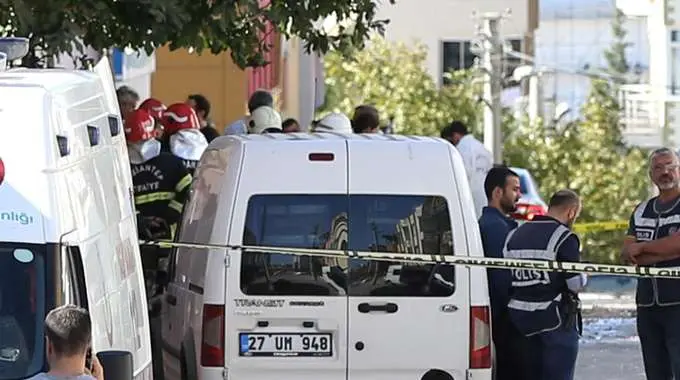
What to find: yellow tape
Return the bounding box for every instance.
[140,240,680,279]
[572,220,629,234]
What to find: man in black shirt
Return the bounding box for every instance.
[187,94,219,142]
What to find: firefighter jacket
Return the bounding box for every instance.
[129,140,192,238]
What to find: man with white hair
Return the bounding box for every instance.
[622,147,680,380]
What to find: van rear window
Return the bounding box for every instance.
[241,195,455,297]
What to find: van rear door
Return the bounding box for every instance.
[225,139,348,380]
[346,139,470,380]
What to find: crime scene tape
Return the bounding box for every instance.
[140,239,680,280]
[572,220,628,234]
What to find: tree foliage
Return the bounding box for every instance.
[321,36,648,264]
[0,0,394,68]
[505,80,649,263]
[603,7,631,80]
[318,36,483,136]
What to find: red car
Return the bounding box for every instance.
[509,167,548,222]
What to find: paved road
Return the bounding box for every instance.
[576,317,646,380]
[577,342,645,380]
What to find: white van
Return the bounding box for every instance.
[0,45,152,379]
[161,133,492,380]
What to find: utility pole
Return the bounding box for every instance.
[474,12,505,164]
[528,73,543,123]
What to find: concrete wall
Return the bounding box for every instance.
[151,45,248,133]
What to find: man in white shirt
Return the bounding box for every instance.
[441,121,494,218]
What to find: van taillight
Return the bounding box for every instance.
[470,305,491,369]
[308,153,334,161]
[201,304,225,367]
[0,157,4,186]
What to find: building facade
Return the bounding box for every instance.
[533,0,649,126]
[617,0,680,148]
[375,0,539,87]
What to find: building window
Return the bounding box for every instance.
[671,30,680,95]
[441,38,523,86]
[504,39,523,84]
[441,41,477,85]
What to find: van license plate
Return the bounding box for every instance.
[239,333,332,357]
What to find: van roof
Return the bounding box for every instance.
[0,68,97,91]
[209,132,446,147]
[0,63,122,244]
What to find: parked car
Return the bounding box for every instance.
[579,274,637,316]
[509,167,548,222]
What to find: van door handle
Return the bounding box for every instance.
[357,302,398,314]
[166,294,177,306]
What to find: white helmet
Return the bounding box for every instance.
[247,106,282,134]
[313,112,352,133]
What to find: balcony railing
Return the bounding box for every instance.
[618,84,662,134]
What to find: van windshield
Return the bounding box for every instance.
[0,244,46,380]
[241,195,455,297]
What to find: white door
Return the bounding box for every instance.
[346,139,470,380]
[161,248,187,380]
[225,139,349,380]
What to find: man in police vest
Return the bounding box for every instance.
[621,147,680,380]
[503,189,587,380]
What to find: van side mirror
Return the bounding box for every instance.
[96,350,133,380]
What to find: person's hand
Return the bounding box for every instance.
[90,355,104,380]
[621,242,644,265]
[146,216,165,229]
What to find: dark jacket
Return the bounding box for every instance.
[478,206,518,317]
[200,125,220,143]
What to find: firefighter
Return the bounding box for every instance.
[503,189,587,380]
[139,98,166,120]
[139,98,167,138]
[160,103,209,175]
[125,109,192,291]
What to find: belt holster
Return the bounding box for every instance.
[561,291,583,336]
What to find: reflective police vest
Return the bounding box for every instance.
[503,220,573,336]
[630,197,680,307]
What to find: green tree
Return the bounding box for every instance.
[604,7,631,81]
[0,0,394,68]
[319,35,483,136]
[504,80,649,263]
